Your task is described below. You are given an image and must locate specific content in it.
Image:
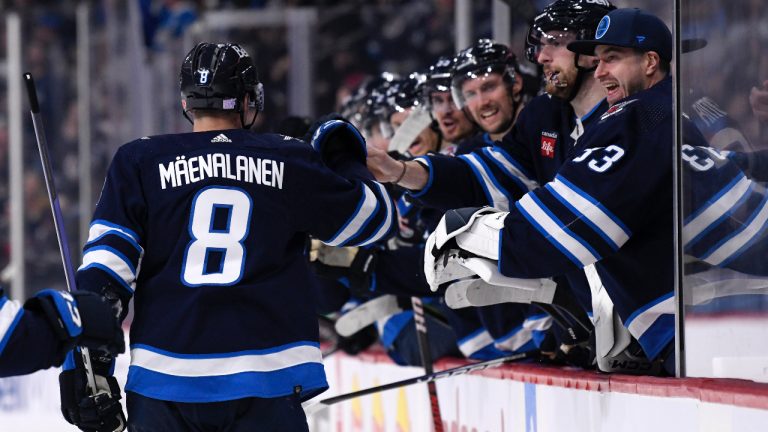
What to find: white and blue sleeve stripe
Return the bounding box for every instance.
[458,328,495,358]
[516,193,600,267]
[0,297,24,355]
[683,174,752,246]
[324,183,379,246]
[459,154,511,211]
[483,147,539,193]
[547,175,631,250]
[358,182,395,246]
[79,248,138,293]
[699,193,768,266]
[494,324,534,352]
[87,220,143,253]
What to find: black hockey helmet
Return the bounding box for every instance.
[525,0,616,63]
[386,73,427,115]
[423,56,456,111]
[341,72,397,129]
[450,39,519,109]
[425,56,455,95]
[360,72,399,134]
[370,74,427,139]
[179,42,264,128]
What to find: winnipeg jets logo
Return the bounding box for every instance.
[600,99,638,121]
[540,131,557,158]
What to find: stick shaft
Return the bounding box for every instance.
[411,297,444,432]
[24,72,97,394]
[317,350,535,407]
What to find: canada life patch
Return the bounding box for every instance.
[541,131,557,158]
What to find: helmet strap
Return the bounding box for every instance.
[567,53,597,102]
[240,95,259,129]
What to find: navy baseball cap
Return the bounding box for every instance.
[567,8,672,62]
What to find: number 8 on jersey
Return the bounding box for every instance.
[182,186,252,286]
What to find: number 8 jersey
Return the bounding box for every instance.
[76,130,396,403]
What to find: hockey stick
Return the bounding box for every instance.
[304,349,537,415]
[23,73,125,432]
[411,296,444,432]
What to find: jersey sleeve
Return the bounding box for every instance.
[407,128,539,212]
[290,148,397,247]
[682,145,768,275]
[497,99,670,278]
[76,145,146,304]
[0,292,62,377]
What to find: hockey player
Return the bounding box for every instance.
[386,73,445,157]
[425,7,681,374]
[62,42,396,432]
[366,0,615,368]
[450,39,526,143]
[423,56,481,155]
[0,286,123,377]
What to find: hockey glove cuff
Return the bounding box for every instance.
[25,290,125,356]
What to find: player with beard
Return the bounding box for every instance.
[365,0,616,368]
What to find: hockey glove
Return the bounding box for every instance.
[424,207,507,291]
[60,350,126,432]
[310,240,378,299]
[25,290,125,357]
[309,117,368,171]
[336,324,379,355]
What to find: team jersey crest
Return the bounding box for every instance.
[540,131,558,158]
[600,99,638,121]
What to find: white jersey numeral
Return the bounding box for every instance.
[182,187,252,286]
[682,144,725,171]
[575,144,625,173]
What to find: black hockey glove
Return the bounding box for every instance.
[307,115,368,172]
[310,241,379,299]
[336,324,378,355]
[25,289,125,357]
[60,350,126,432]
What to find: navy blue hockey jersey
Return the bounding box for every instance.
[0,289,64,377]
[683,145,768,276]
[409,94,608,211]
[411,94,609,315]
[76,129,396,402]
[496,78,677,359]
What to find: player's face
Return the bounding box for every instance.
[535,31,583,100]
[461,73,515,135]
[594,45,649,106]
[390,109,440,156]
[429,91,474,143]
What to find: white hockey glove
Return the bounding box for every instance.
[424,207,506,291]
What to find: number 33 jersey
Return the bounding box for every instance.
[76,129,396,403]
[496,76,768,360]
